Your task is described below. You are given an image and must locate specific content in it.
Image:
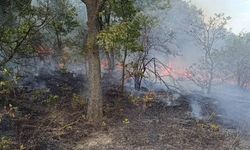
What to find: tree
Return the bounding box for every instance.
[97,0,142,94]
[81,0,169,123]
[81,0,103,124]
[97,0,137,73]
[0,0,32,25]
[82,0,139,124]
[187,13,230,94]
[42,0,79,64]
[218,33,250,88]
[126,16,154,91]
[98,16,143,93]
[98,0,172,92]
[0,0,49,67]
[127,11,176,91]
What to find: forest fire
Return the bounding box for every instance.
[36,45,54,57]
[158,64,191,80]
[101,59,109,70]
[1,0,250,149]
[159,65,173,77]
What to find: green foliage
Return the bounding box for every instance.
[109,0,137,20]
[47,95,60,105]
[0,2,46,66]
[0,137,12,150]
[71,94,87,110]
[44,0,79,36]
[97,0,146,53]
[122,118,130,124]
[98,14,149,52]
[1,20,36,54]
[0,0,80,67]
[30,89,60,106]
[13,0,33,16]
[0,68,19,106]
[0,104,17,119]
[99,0,137,23]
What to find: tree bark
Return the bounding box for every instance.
[55,31,63,64]
[134,75,141,91]
[84,0,103,124]
[207,62,214,94]
[104,49,115,72]
[121,48,128,94]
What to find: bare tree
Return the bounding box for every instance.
[187,13,230,94]
[127,14,175,91]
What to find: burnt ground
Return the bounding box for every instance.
[1,71,250,150]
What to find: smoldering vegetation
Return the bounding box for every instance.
[1,0,250,149]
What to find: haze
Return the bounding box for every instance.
[189,0,250,34]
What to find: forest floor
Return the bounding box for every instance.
[1,71,250,150]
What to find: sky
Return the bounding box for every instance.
[188,0,250,34]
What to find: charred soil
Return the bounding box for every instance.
[0,72,249,150]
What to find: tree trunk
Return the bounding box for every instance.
[84,0,103,124]
[207,66,214,94]
[121,48,128,94]
[134,63,142,91]
[134,75,141,91]
[110,49,115,71]
[55,31,64,64]
[56,32,62,53]
[236,64,243,88]
[104,49,115,73]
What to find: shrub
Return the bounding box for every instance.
[71,94,87,110]
[0,68,18,106]
[0,137,12,150]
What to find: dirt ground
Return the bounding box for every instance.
[2,96,249,150]
[73,100,249,150]
[1,72,250,150]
